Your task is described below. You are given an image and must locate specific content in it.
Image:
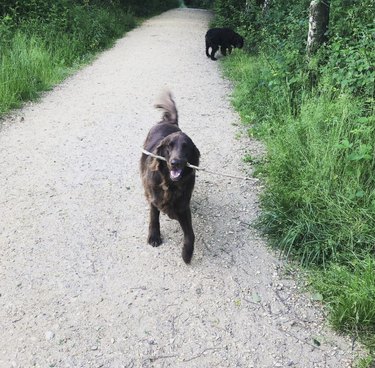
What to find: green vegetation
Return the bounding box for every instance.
[184,0,213,9]
[0,0,178,115]
[210,0,375,360]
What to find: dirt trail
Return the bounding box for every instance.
[0,8,360,368]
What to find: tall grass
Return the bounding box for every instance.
[215,0,374,361]
[262,94,375,265]
[0,0,181,116]
[0,3,137,115]
[312,257,375,337]
[222,51,375,356]
[0,32,57,113]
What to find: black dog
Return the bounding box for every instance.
[205,27,244,61]
[140,91,200,264]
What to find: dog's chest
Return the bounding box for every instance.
[152,182,192,219]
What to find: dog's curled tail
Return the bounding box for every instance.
[155,90,178,125]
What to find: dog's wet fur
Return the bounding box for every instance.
[140,91,200,264]
[205,27,244,61]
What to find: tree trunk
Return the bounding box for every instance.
[252,0,271,10]
[262,0,271,14]
[306,0,330,56]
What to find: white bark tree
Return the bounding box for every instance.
[262,0,271,14]
[307,0,330,56]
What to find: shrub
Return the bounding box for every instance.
[184,0,213,8]
[312,257,375,350]
[259,95,375,265]
[0,0,178,115]
[218,0,375,355]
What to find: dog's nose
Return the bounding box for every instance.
[171,159,183,168]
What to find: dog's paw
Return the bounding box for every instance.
[182,245,194,264]
[148,233,162,247]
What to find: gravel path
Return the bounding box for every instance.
[0,8,361,368]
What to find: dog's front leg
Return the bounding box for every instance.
[177,209,195,264]
[210,44,219,60]
[148,204,162,247]
[205,43,211,58]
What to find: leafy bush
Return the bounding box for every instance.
[212,0,245,30]
[217,0,375,356]
[0,0,178,115]
[0,32,55,113]
[260,95,375,264]
[184,0,213,9]
[312,257,375,348]
[121,0,179,16]
[216,0,375,259]
[225,52,375,265]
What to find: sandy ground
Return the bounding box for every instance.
[0,8,361,368]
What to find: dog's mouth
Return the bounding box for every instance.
[170,168,183,181]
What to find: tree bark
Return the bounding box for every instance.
[306,0,330,56]
[251,0,271,10]
[262,0,271,14]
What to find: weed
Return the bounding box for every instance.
[219,8,375,357]
[0,1,178,116]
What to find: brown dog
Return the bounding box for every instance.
[140,92,200,264]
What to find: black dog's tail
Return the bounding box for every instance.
[155,90,178,125]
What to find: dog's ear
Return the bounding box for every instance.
[149,157,159,172]
[150,139,168,171]
[190,143,200,166]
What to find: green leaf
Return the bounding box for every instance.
[251,292,261,303]
[311,293,323,301]
[336,139,352,149]
[312,337,321,346]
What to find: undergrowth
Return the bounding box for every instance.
[215,0,375,361]
[0,0,178,116]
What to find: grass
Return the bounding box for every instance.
[221,50,375,360]
[0,0,183,117]
[0,32,59,114]
[0,0,185,117]
[312,257,375,336]
[0,3,137,116]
